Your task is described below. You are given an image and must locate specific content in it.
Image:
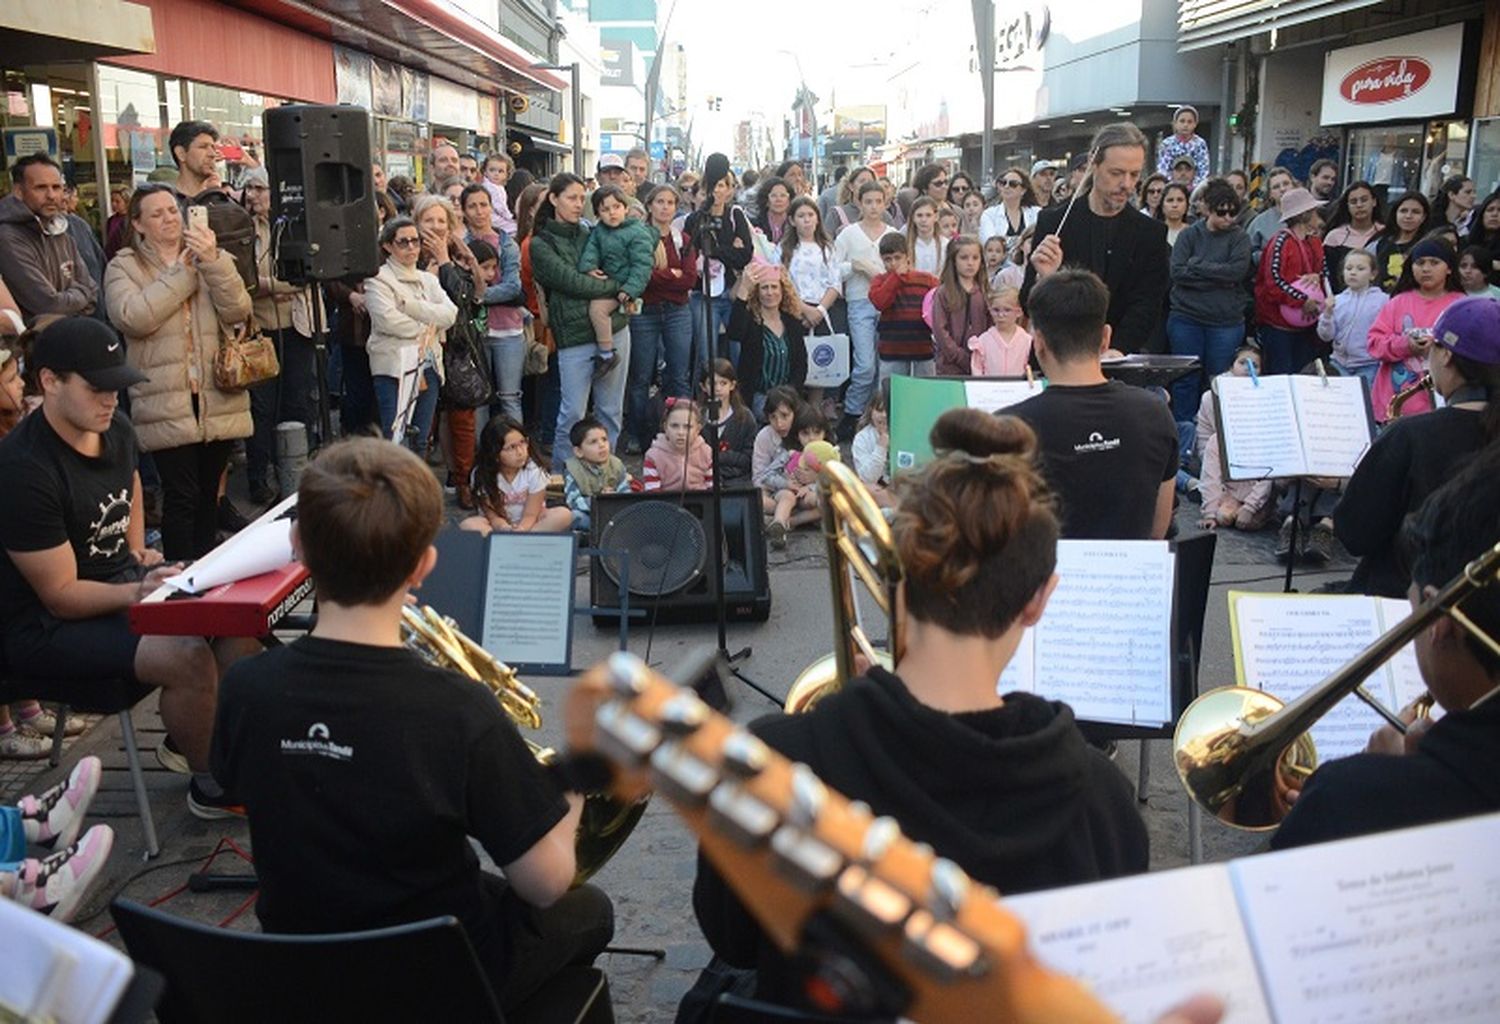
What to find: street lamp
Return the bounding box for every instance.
[777,49,818,187]
[531,61,583,177]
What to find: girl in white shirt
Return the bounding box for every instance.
[906,196,947,275]
[831,182,900,427]
[460,417,572,534]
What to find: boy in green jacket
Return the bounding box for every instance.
[579,185,656,379]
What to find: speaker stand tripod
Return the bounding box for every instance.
[694,213,781,709]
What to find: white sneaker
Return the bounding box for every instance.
[21,755,103,850]
[16,708,87,738]
[10,824,115,923]
[0,726,51,760]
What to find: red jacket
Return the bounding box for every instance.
[641,227,699,306]
[1255,229,1325,330]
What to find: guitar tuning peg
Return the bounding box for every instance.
[860,816,901,864]
[788,763,827,828]
[658,692,710,737]
[720,729,769,778]
[606,651,647,696]
[846,800,873,821]
[929,858,971,920]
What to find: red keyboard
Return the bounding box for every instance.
[129,495,314,638]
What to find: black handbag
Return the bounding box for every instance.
[441,329,492,409]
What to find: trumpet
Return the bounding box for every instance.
[401,604,647,883]
[1174,542,1500,830]
[783,461,904,713]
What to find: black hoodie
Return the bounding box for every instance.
[1272,695,1500,850]
[691,668,1149,991]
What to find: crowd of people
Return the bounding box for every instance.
[1,109,1498,1023]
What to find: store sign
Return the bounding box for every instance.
[996,2,1049,70]
[1339,58,1431,106]
[1321,24,1463,126]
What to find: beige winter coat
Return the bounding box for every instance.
[363,258,457,382]
[104,240,254,452]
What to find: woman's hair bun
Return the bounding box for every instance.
[929,409,1037,462]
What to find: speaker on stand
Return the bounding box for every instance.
[263,104,381,447]
[589,489,771,627]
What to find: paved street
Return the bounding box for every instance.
[2,501,1354,1021]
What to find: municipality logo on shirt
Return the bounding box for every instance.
[280,722,354,761]
[1074,430,1121,454]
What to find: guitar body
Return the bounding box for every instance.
[565,652,1118,1024]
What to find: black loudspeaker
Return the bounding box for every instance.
[590,489,771,626]
[264,104,380,284]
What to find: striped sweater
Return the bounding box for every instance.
[869,270,939,360]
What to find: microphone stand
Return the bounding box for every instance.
[693,208,780,708]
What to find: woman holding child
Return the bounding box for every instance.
[529,173,630,471]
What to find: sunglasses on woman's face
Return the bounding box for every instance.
[951,184,970,194]
[1147,186,1165,196]
[1001,179,1024,188]
[392,236,421,248]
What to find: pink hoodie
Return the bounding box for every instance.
[1366,290,1464,421]
[642,433,715,491]
[968,324,1033,376]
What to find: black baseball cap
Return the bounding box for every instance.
[31,317,148,390]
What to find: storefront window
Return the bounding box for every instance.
[187,82,282,184]
[98,64,173,187]
[1470,118,1500,198]
[1343,124,1422,204]
[1422,120,1468,197]
[1,65,103,230]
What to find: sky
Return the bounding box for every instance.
[664,0,963,155]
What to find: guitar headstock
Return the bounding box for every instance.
[564,650,1118,1023]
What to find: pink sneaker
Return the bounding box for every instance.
[20,755,102,850]
[12,824,115,923]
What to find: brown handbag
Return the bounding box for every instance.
[214,321,280,391]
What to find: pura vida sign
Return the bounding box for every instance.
[1320,24,1464,126]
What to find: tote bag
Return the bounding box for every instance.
[803,318,850,388]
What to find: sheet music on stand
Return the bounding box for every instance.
[478,532,577,675]
[1227,591,1437,762]
[1213,373,1374,481]
[998,540,1175,731]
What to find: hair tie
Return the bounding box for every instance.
[933,448,1021,467]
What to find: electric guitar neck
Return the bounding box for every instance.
[564,650,1118,1023]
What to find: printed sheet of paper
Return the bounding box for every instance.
[999,541,1174,727]
[1007,866,1274,1024]
[1215,375,1305,480]
[1290,375,1373,477]
[1377,597,1443,721]
[0,899,134,1024]
[1229,593,1400,762]
[480,533,575,672]
[1233,813,1500,1024]
[962,379,1042,414]
[166,517,295,594]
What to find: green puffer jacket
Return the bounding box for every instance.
[578,217,657,299]
[529,218,625,349]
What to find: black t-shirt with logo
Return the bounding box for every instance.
[0,410,138,622]
[1011,381,1178,540]
[211,636,568,954]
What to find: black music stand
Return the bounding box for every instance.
[1100,354,1202,391]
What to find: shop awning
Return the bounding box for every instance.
[247,0,565,95]
[1177,0,1381,51]
[1,0,155,62]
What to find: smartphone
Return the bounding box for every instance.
[187,205,209,232]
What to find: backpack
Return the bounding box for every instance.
[188,190,258,295]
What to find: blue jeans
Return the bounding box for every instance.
[1331,358,1379,392]
[628,301,694,449]
[689,291,736,370]
[1167,312,1244,422]
[554,327,631,471]
[373,364,440,453]
[487,333,525,425]
[1257,324,1316,377]
[845,297,880,417]
[1,805,22,872]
